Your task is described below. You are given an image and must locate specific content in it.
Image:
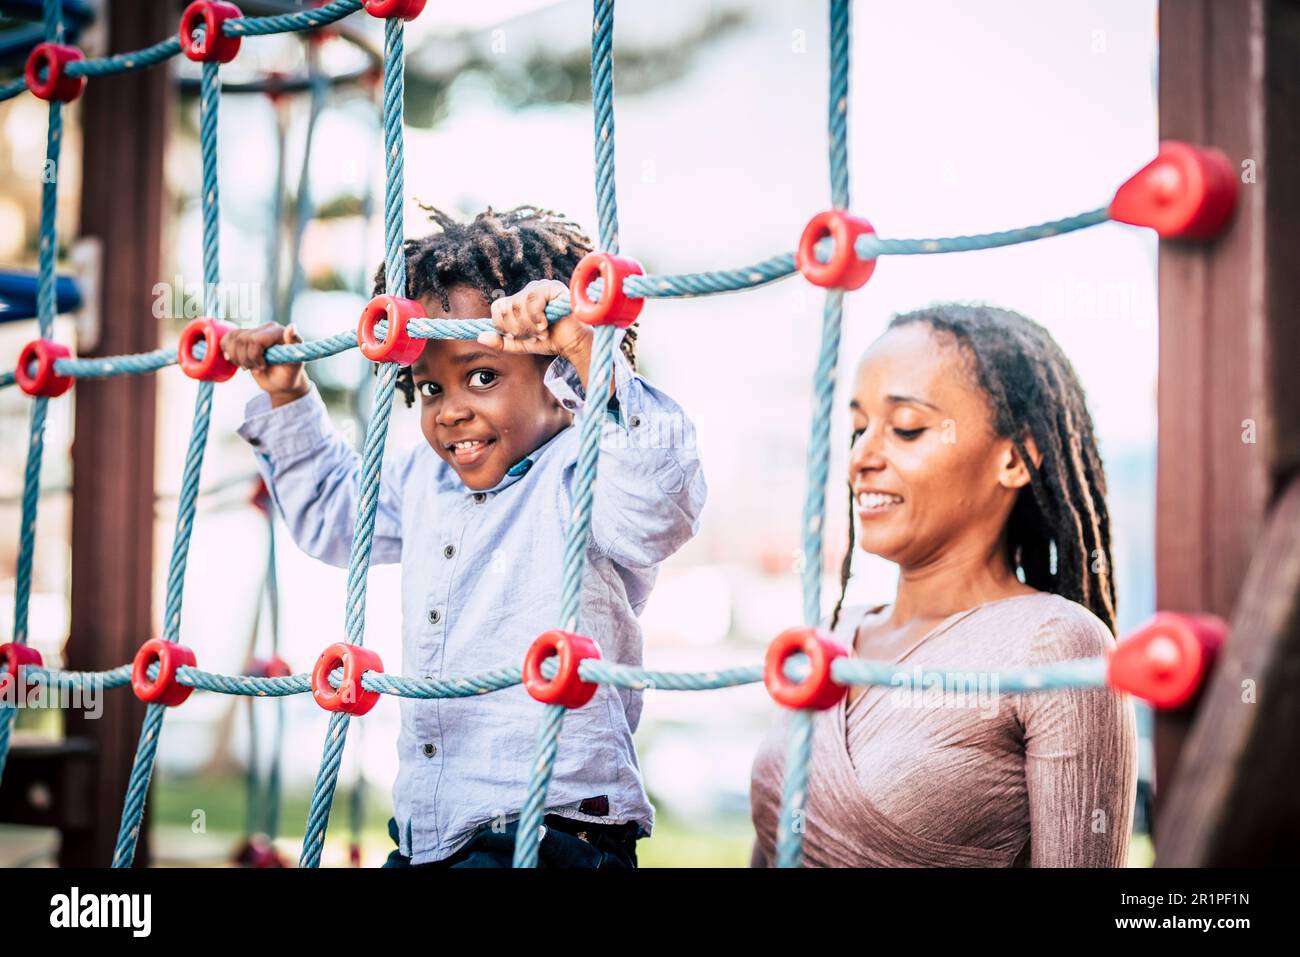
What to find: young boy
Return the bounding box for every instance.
[222,206,707,868]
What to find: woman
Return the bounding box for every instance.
[750,303,1138,867]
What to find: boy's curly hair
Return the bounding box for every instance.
[369,204,640,407]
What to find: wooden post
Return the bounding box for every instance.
[1154,0,1300,864]
[62,0,172,867]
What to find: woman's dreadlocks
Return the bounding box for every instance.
[369,203,640,406]
[829,303,1117,636]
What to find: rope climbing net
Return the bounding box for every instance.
[0,0,1238,869]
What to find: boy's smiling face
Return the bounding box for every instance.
[411,285,572,490]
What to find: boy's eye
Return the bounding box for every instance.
[417,381,439,398]
[470,370,498,387]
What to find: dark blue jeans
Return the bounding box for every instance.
[382,814,640,868]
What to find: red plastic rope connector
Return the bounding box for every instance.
[764,626,849,710]
[357,295,427,366]
[568,252,646,329]
[15,340,73,397]
[0,643,43,701]
[363,0,428,20]
[132,638,198,706]
[311,642,383,715]
[1109,141,1238,240]
[245,656,292,679]
[178,318,240,382]
[24,43,85,102]
[795,210,877,290]
[1106,611,1226,709]
[523,630,602,708]
[179,1,244,64]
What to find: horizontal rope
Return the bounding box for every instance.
[0,207,1116,391]
[0,1,364,103]
[15,650,1110,702]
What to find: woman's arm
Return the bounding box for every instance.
[237,381,406,569]
[1016,612,1139,867]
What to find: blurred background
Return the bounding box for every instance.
[0,0,1159,866]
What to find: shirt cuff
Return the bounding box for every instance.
[236,380,335,463]
[543,331,636,427]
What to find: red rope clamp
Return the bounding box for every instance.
[764,626,848,710]
[15,340,73,397]
[132,638,197,706]
[1106,611,1226,709]
[179,1,244,64]
[24,43,85,102]
[0,643,43,702]
[357,295,427,365]
[245,656,292,679]
[1109,141,1238,240]
[178,318,240,381]
[568,252,645,329]
[523,630,602,708]
[363,0,428,20]
[312,642,383,715]
[796,210,877,290]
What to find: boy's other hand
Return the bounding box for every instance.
[220,322,310,408]
[477,279,592,362]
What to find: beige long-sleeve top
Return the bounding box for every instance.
[749,592,1138,867]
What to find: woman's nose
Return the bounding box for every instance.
[848,425,884,475]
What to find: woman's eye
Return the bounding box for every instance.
[417,382,439,398]
[851,427,866,443]
[894,427,925,441]
[470,370,497,387]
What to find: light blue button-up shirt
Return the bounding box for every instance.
[236,340,707,864]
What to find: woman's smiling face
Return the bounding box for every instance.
[847,321,1035,568]
[411,285,570,490]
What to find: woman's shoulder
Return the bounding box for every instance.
[970,591,1116,664]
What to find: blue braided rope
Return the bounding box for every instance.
[67,37,182,78]
[780,0,851,871]
[111,60,224,869]
[299,14,408,868]
[0,0,65,793]
[0,209,1116,392]
[224,0,363,36]
[591,0,620,254]
[10,397,48,649]
[513,0,623,869]
[112,703,166,867]
[0,1,364,103]
[20,652,1113,701]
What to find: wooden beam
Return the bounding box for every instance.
[62,0,172,867]
[1154,0,1300,862]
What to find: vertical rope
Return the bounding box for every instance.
[112,59,225,868]
[779,0,851,870]
[299,15,407,868]
[0,0,66,793]
[111,704,167,867]
[512,0,623,869]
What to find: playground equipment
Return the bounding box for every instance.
[0,0,1243,868]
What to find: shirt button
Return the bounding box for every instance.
[473,492,486,504]
[629,415,641,428]
[562,399,577,410]
[428,609,441,624]
[443,544,455,559]
[422,743,437,757]
[248,438,261,446]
